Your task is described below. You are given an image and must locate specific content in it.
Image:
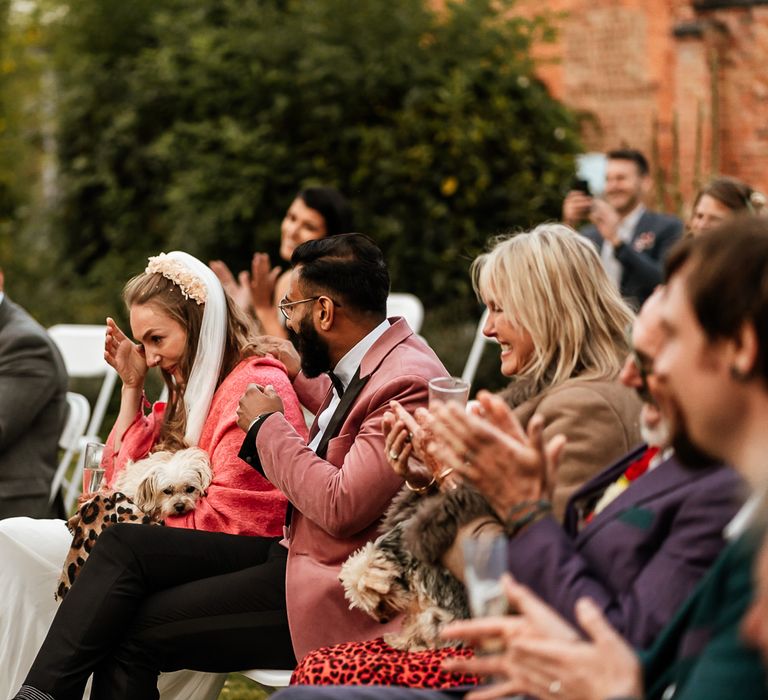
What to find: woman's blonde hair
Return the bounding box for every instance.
[471,223,634,391]
[123,272,259,450]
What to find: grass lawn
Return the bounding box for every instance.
[218,674,271,700]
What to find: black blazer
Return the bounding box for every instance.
[581,209,683,307]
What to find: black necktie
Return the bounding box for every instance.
[327,370,345,397]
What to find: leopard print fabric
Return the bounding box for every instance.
[291,637,479,689]
[56,492,159,601]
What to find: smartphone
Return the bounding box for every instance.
[571,178,592,196]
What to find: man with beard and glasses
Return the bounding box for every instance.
[234,232,448,659]
[10,234,447,700]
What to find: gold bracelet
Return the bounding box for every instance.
[405,476,436,494]
[436,467,455,482]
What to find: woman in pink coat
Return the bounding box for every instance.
[0,251,307,700]
[102,251,307,537]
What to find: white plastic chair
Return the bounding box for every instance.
[49,392,91,512]
[238,669,292,690]
[47,324,118,441]
[387,293,424,334]
[461,308,496,386]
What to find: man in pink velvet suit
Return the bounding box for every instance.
[237,233,448,659]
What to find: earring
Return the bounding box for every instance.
[730,365,749,382]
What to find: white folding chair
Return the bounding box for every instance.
[461,308,496,386]
[238,669,292,690]
[47,324,119,441]
[387,292,425,334]
[49,392,91,512]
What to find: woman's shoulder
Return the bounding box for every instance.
[537,375,640,422]
[540,375,632,403]
[218,356,291,392]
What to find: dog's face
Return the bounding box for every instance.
[133,448,213,520]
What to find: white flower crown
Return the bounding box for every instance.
[146,253,208,305]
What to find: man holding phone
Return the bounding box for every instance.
[563,148,682,307]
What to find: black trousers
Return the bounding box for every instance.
[24,524,295,700]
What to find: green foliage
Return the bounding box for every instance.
[39,0,580,325]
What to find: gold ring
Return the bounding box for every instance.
[437,467,455,481]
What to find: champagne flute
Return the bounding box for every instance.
[82,441,106,494]
[463,534,509,653]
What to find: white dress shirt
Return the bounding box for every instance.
[307,319,391,453]
[601,203,645,288]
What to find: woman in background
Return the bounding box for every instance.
[688,176,765,237]
[211,186,352,336]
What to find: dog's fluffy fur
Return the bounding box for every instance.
[339,484,497,651]
[111,446,213,520]
[57,447,212,600]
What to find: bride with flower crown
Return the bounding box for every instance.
[0,251,307,699]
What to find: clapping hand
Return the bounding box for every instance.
[209,260,253,312]
[382,400,440,489]
[589,198,621,246]
[443,575,642,700]
[427,391,566,519]
[248,253,282,312]
[105,317,148,389]
[440,575,580,700]
[236,383,285,432]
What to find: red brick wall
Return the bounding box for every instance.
[514,0,768,213]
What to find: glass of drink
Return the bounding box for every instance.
[82,441,106,494]
[463,534,509,653]
[428,376,470,408]
[464,534,509,617]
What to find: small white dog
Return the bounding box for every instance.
[112,446,213,520]
[57,446,213,599]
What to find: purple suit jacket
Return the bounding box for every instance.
[252,318,448,658]
[507,445,745,647]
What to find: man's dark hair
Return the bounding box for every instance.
[291,233,389,317]
[607,148,650,177]
[665,215,768,383]
[298,187,354,237]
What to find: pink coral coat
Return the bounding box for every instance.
[104,356,307,537]
[253,318,448,659]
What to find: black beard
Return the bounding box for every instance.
[289,315,333,378]
[672,423,720,470]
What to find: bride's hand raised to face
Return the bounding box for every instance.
[105,317,149,388]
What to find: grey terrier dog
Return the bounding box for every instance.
[340,484,498,650]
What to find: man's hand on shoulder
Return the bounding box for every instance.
[237,383,284,432]
[253,335,301,380]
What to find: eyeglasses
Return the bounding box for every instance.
[625,324,655,404]
[278,294,341,320]
[278,295,321,320]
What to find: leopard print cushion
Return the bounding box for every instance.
[56,491,159,601]
[291,637,479,688]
